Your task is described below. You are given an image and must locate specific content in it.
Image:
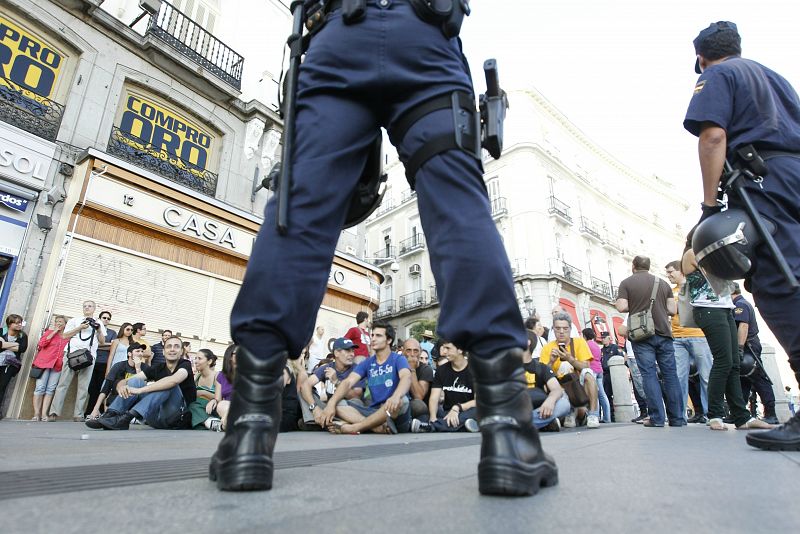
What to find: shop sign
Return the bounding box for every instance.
[0,122,56,188]
[0,15,66,100]
[0,190,29,212]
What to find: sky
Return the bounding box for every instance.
[460,0,800,200]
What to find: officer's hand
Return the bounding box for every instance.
[697,202,723,226]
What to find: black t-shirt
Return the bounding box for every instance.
[143,359,196,404]
[416,363,434,403]
[523,360,557,408]
[432,362,474,411]
[102,361,150,401]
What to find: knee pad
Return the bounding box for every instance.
[392,91,482,190]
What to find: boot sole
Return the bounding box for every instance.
[209,456,274,491]
[745,435,800,451]
[478,459,558,496]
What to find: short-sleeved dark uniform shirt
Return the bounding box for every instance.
[684,57,800,153]
[617,272,674,338]
[733,294,762,354]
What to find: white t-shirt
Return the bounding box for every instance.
[307,334,327,372]
[65,316,107,357]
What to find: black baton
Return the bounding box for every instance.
[723,161,800,289]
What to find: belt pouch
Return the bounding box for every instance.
[342,0,367,24]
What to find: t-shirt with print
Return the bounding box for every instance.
[344,326,371,358]
[523,360,557,408]
[353,352,409,408]
[617,272,674,338]
[539,337,594,378]
[431,362,474,412]
[143,359,196,404]
[314,363,365,397]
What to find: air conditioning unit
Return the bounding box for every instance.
[409,264,421,276]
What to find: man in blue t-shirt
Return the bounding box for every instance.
[321,323,412,434]
[684,21,800,451]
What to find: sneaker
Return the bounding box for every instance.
[762,415,780,425]
[746,412,800,451]
[563,411,576,428]
[410,419,433,433]
[587,415,600,428]
[464,418,480,433]
[98,411,133,431]
[85,418,103,430]
[631,414,648,424]
[209,418,223,432]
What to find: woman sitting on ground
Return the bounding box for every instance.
[210,344,237,430]
[189,349,221,430]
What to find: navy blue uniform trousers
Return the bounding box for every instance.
[230,1,526,359]
[738,156,800,386]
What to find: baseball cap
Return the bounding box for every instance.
[601,332,611,338]
[693,21,739,74]
[127,342,145,353]
[332,337,358,351]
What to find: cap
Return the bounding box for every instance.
[127,342,145,353]
[422,329,434,339]
[601,332,611,338]
[693,21,739,74]
[332,337,358,351]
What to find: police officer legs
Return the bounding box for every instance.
[210,0,557,495]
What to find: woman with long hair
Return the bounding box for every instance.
[682,235,773,431]
[105,323,134,374]
[190,349,221,430]
[211,344,237,430]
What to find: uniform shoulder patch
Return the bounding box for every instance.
[693,80,706,94]
[734,307,743,315]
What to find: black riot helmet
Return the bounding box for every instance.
[692,208,774,280]
[344,135,388,228]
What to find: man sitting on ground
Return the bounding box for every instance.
[299,337,364,429]
[402,338,434,418]
[412,340,478,432]
[523,345,570,431]
[539,312,600,429]
[86,342,148,421]
[321,323,412,434]
[88,336,194,430]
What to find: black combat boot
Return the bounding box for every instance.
[746,411,800,451]
[470,348,558,496]
[209,347,288,491]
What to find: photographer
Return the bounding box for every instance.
[49,300,107,422]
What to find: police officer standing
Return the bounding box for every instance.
[732,283,778,425]
[209,0,558,496]
[684,21,800,450]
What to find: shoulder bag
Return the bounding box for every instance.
[677,283,698,328]
[67,326,97,371]
[627,277,660,342]
[556,340,590,407]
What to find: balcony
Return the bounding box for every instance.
[512,258,528,277]
[400,189,417,204]
[603,234,624,253]
[547,196,573,225]
[399,290,426,312]
[107,126,218,195]
[374,198,395,218]
[430,285,439,304]
[562,261,584,286]
[579,216,604,243]
[375,300,396,319]
[147,1,244,90]
[0,75,65,142]
[370,247,396,267]
[399,233,425,256]
[591,277,612,298]
[612,285,620,300]
[491,197,508,219]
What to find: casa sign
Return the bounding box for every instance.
[162,206,237,249]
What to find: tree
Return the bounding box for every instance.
[409,319,437,342]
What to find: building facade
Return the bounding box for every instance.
[2,0,380,418]
[365,89,690,340]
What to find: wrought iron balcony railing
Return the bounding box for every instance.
[562,261,584,286]
[107,126,218,195]
[612,285,620,300]
[579,216,603,242]
[399,290,426,312]
[548,196,573,224]
[0,75,65,142]
[591,277,612,298]
[399,233,425,255]
[491,196,508,218]
[375,300,397,318]
[400,189,417,204]
[147,2,244,90]
[375,198,395,218]
[370,247,396,267]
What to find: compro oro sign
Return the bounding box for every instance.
[114,88,219,175]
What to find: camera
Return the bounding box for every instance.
[83,317,100,329]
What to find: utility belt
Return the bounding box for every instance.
[730,143,800,180]
[306,0,470,38]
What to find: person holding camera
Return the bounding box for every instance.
[49,300,107,422]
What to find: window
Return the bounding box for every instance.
[486,176,501,200]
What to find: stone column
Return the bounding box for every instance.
[609,355,635,422]
[759,344,792,423]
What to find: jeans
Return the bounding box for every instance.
[431,407,477,432]
[34,369,62,395]
[532,393,572,429]
[595,371,612,423]
[693,307,751,426]
[673,336,713,416]
[106,378,185,428]
[631,335,685,426]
